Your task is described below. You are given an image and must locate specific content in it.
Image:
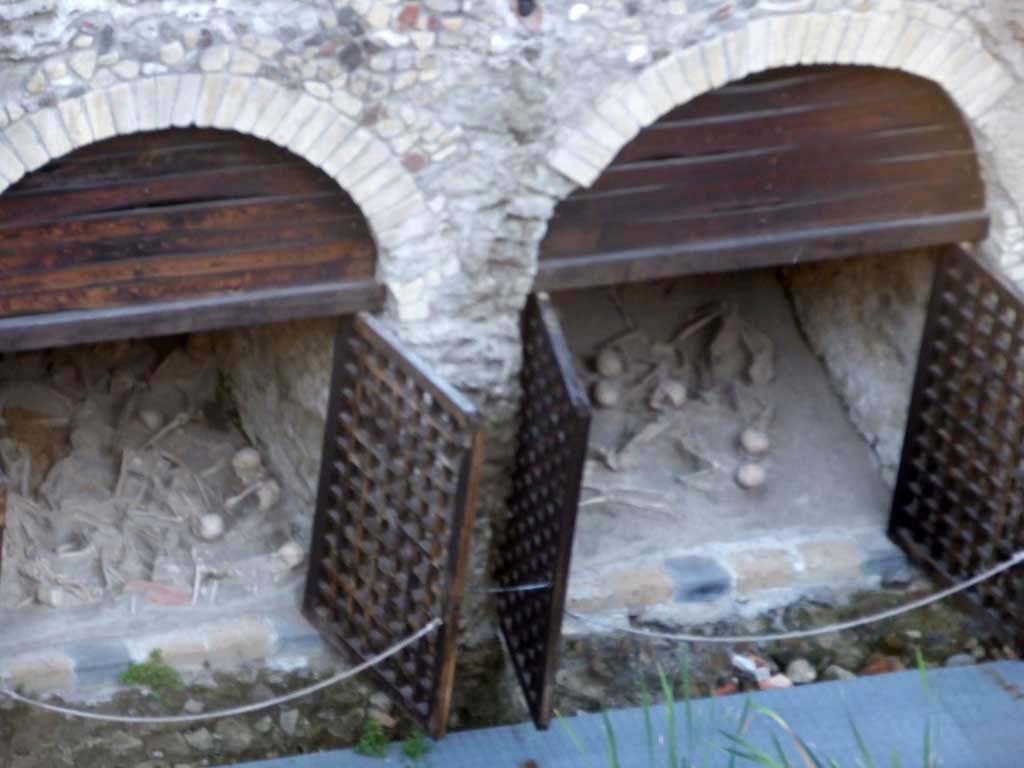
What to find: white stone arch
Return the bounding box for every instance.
[0,73,448,322]
[545,8,1019,273]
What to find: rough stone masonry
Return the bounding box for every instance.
[2,0,1024,700]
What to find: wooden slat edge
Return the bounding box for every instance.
[0,280,386,352]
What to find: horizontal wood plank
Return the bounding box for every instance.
[0,281,386,352]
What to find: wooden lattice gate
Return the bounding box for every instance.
[303,314,484,738]
[891,245,1024,654]
[494,293,592,728]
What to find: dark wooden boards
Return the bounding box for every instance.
[0,128,380,350]
[537,66,989,291]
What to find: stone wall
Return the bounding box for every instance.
[3,0,1024,705]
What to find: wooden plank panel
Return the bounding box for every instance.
[0,128,380,344]
[539,65,987,289]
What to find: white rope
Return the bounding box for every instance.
[567,551,1024,644]
[0,618,442,725]
[473,582,553,594]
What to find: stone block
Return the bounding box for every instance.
[1,651,75,692]
[783,13,809,67]
[205,618,275,663]
[134,76,159,132]
[306,117,355,167]
[800,13,830,65]
[195,74,229,128]
[28,107,71,159]
[594,86,641,142]
[797,539,863,584]
[854,14,906,66]
[679,46,710,95]
[171,73,202,128]
[126,631,207,668]
[213,76,254,130]
[547,145,599,188]
[903,28,956,77]
[568,561,675,613]
[652,54,692,107]
[269,94,320,148]
[728,548,798,593]
[664,555,732,603]
[622,82,660,127]
[818,13,850,64]
[84,88,116,141]
[5,117,49,171]
[233,78,278,135]
[836,13,869,65]
[322,130,373,178]
[287,104,333,157]
[340,139,392,190]
[723,26,750,81]
[58,97,93,148]
[635,63,676,118]
[766,15,789,69]
[108,82,139,135]
[250,86,299,140]
[887,19,929,68]
[153,75,179,129]
[746,16,770,73]
[0,137,26,183]
[702,36,730,90]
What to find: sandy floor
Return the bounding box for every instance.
[551,270,892,572]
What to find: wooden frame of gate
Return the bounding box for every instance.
[0,128,482,738]
[497,65,1009,729]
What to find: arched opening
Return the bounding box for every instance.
[0,128,478,737]
[494,65,1019,728]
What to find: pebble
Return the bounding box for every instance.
[215,720,254,754]
[280,709,300,737]
[253,715,274,734]
[739,427,770,455]
[785,658,817,684]
[735,462,766,489]
[944,652,975,668]
[758,673,793,690]
[823,664,856,681]
[182,698,204,714]
[183,728,213,752]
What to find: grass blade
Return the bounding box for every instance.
[601,710,621,768]
[641,682,656,768]
[848,712,877,768]
[659,665,678,768]
[555,709,594,768]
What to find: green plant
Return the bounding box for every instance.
[355,718,390,758]
[402,729,431,761]
[119,650,183,697]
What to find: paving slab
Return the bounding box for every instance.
[228,661,1024,768]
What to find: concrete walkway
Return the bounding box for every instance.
[229,661,1024,767]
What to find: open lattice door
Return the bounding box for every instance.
[891,245,1024,654]
[494,293,592,728]
[303,314,484,738]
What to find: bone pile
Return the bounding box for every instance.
[0,336,304,612]
[582,301,777,493]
